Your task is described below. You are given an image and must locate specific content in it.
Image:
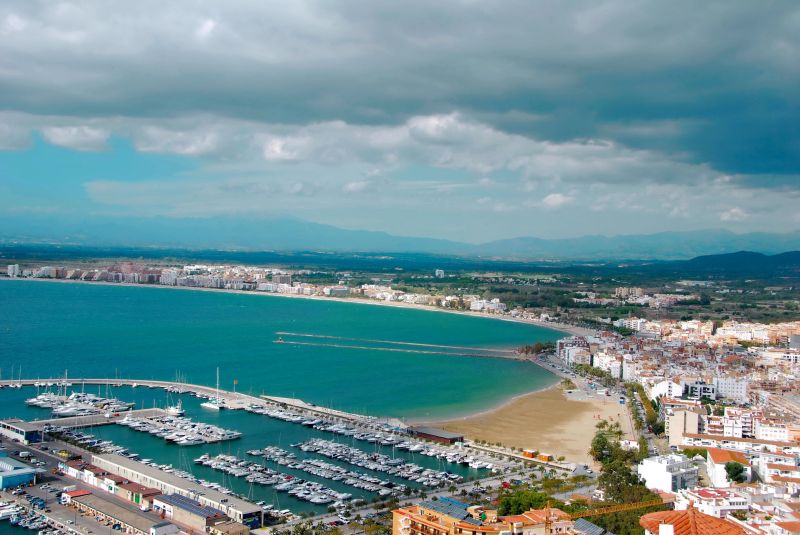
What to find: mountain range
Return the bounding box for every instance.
[1,214,799,261]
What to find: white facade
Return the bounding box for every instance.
[754,420,790,442]
[673,489,749,518]
[713,377,749,403]
[649,379,684,401]
[6,264,20,277]
[638,454,699,493]
[706,450,751,488]
[592,351,621,379]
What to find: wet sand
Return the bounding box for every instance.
[435,386,635,465]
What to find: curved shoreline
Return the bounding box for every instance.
[0,276,589,337]
[410,378,562,425]
[0,277,590,423]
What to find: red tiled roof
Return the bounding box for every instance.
[65,490,91,498]
[775,521,800,534]
[707,448,750,466]
[640,506,745,535]
[501,508,570,525]
[774,476,800,484]
[767,463,800,472]
[118,482,160,496]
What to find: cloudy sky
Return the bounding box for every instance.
[1,1,798,243]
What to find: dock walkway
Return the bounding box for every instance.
[30,408,166,429]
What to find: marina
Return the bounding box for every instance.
[0,281,563,519]
[295,439,471,487]
[26,389,134,418]
[0,383,503,517]
[194,453,354,505]
[118,413,242,445]
[247,447,405,496]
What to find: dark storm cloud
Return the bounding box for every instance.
[0,1,797,177]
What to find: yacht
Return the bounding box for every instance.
[201,367,226,410]
[166,399,185,416]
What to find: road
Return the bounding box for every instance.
[0,434,175,535]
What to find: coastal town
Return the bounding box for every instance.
[2,1,797,534]
[2,262,799,535]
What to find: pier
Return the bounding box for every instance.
[29,408,166,430]
[274,332,525,360]
[0,377,402,430]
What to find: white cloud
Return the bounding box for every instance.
[720,207,748,222]
[2,13,27,32]
[542,192,574,208]
[195,18,216,39]
[263,136,305,161]
[135,126,219,155]
[41,125,109,151]
[343,180,371,193]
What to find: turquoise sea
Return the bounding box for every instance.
[0,279,561,420]
[0,279,563,515]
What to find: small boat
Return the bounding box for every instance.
[165,400,185,416]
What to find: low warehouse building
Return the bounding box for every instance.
[92,454,263,528]
[209,520,251,535]
[117,482,162,509]
[0,449,39,489]
[408,426,464,445]
[0,419,42,444]
[153,494,227,532]
[71,492,174,535]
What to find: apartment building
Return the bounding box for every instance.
[638,454,699,493]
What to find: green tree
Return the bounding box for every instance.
[725,462,746,483]
[497,490,561,515]
[591,432,612,462]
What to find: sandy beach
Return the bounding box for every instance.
[435,385,635,466]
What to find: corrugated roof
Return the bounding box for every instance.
[439,497,470,509]
[419,499,470,520]
[156,493,226,519]
[574,518,607,535]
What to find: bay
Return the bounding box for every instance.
[0,279,561,420]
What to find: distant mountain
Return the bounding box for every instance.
[0,215,464,255]
[676,250,800,275]
[1,214,799,261]
[477,230,800,260]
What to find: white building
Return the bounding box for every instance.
[673,488,749,518]
[713,377,749,403]
[706,448,751,488]
[754,420,790,442]
[638,454,699,493]
[592,351,622,379]
[685,381,717,401]
[613,317,647,331]
[648,379,684,401]
[159,270,179,286]
[6,264,20,277]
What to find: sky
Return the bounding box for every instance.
[0,1,799,243]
